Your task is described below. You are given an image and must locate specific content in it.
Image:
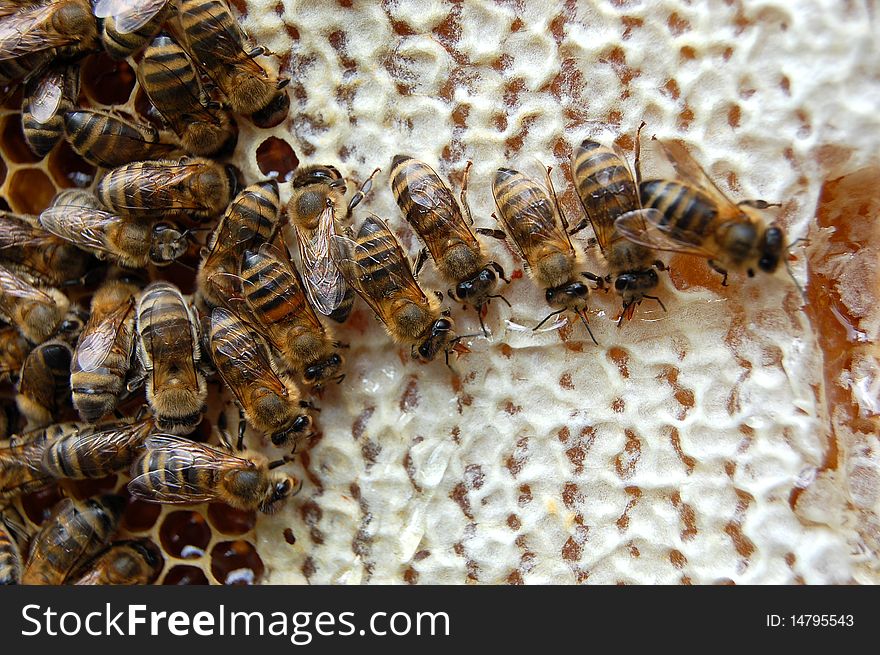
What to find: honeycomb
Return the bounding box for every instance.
[2,0,879,585]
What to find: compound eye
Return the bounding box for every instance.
[304,366,319,381]
[455,282,471,299]
[436,318,452,332]
[481,268,496,282]
[277,479,292,497]
[418,344,430,358]
[293,415,311,432]
[614,276,630,292]
[329,354,342,366]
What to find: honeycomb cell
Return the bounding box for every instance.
[132,87,166,131]
[66,476,119,500]
[0,197,9,211]
[21,485,64,525]
[210,540,264,585]
[0,157,6,186]
[122,499,163,533]
[48,140,95,188]
[160,510,212,559]
[208,503,256,535]
[7,168,55,215]
[81,53,136,106]
[255,136,298,181]
[1,114,41,164]
[163,565,210,585]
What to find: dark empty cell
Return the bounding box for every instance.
[122,498,163,533]
[132,86,167,131]
[255,136,298,181]
[0,197,9,211]
[66,475,119,500]
[0,157,6,186]
[208,503,256,535]
[48,140,95,188]
[163,565,210,585]
[2,86,22,110]
[2,115,41,164]
[160,510,212,559]
[21,484,64,525]
[8,168,55,215]
[81,53,136,106]
[211,540,264,585]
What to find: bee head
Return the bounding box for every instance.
[449,266,499,306]
[304,353,343,385]
[613,269,659,304]
[259,474,299,514]
[414,317,454,363]
[757,225,784,273]
[545,281,590,312]
[150,223,188,265]
[271,414,312,447]
[250,89,291,129]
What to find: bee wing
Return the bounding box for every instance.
[180,0,262,75]
[38,203,117,256]
[0,215,58,250]
[105,162,204,212]
[76,297,134,372]
[128,434,252,504]
[0,5,68,60]
[0,264,53,303]
[405,169,480,253]
[47,421,150,477]
[209,306,286,397]
[93,0,167,34]
[27,68,63,124]
[294,205,348,316]
[614,208,722,259]
[652,139,743,214]
[146,292,199,392]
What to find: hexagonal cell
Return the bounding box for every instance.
[48,140,95,188]
[163,565,210,585]
[80,53,136,106]
[121,499,163,533]
[160,510,212,559]
[7,168,55,215]
[1,114,41,164]
[208,503,256,535]
[21,485,64,525]
[210,540,264,585]
[256,136,298,181]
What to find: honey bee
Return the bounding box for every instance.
[21,64,79,159]
[70,277,140,423]
[135,281,207,435]
[0,263,70,344]
[16,340,73,430]
[624,138,787,285]
[128,433,299,514]
[331,215,458,363]
[39,190,188,269]
[0,507,26,585]
[210,306,312,447]
[570,137,666,324]
[0,210,90,287]
[139,35,238,157]
[69,539,163,585]
[0,324,30,384]
[286,165,376,324]
[64,108,181,168]
[96,156,239,221]
[94,0,171,60]
[21,494,125,585]
[390,155,509,334]
[197,179,281,310]
[42,416,154,479]
[240,244,344,387]
[175,0,290,126]
[0,422,79,500]
[487,167,597,344]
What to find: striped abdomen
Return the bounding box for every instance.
[139,36,207,134]
[136,282,197,378]
[64,109,178,168]
[21,67,79,159]
[100,7,170,60]
[131,447,216,500]
[0,518,22,585]
[571,140,639,226]
[0,422,76,500]
[639,179,719,245]
[42,420,152,480]
[241,248,307,327]
[22,495,124,585]
[16,341,73,428]
[354,217,416,303]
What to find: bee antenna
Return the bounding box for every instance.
[577,310,599,346]
[642,294,667,313]
[534,308,566,330]
[487,293,512,308]
[783,257,807,305]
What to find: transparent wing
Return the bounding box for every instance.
[102,162,205,212]
[0,215,58,250]
[28,68,63,124]
[294,205,348,316]
[38,203,116,256]
[181,0,261,76]
[209,306,286,397]
[76,298,134,372]
[652,138,740,213]
[0,263,53,303]
[614,208,721,259]
[47,420,150,476]
[148,289,199,391]
[402,164,479,253]
[249,242,326,334]
[93,0,167,34]
[0,5,70,61]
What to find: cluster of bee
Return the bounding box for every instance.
[0,1,798,585]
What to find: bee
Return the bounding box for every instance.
[0,507,27,585]
[16,340,73,430]
[331,215,458,363]
[0,263,70,344]
[21,494,125,585]
[210,306,312,447]
[69,539,163,585]
[175,0,290,126]
[625,138,787,285]
[64,108,180,168]
[197,179,281,310]
[70,277,140,423]
[390,155,509,334]
[135,281,207,435]
[0,422,80,500]
[0,0,99,86]
[94,0,172,60]
[21,64,79,159]
[570,137,666,324]
[42,416,154,479]
[128,433,298,514]
[39,190,188,269]
[240,244,344,387]
[0,210,90,287]
[286,165,377,324]
[96,156,239,221]
[0,324,31,384]
[487,167,597,344]
[139,35,238,157]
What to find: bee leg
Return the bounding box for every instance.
[236,408,247,451]
[268,454,297,470]
[581,271,606,290]
[534,308,566,330]
[460,161,474,225]
[643,295,667,313]
[475,227,507,241]
[488,261,510,283]
[738,199,781,209]
[346,168,380,218]
[413,248,429,278]
[247,46,266,58]
[568,218,590,236]
[299,400,320,412]
[708,260,729,286]
[333,341,350,349]
[126,371,145,393]
[477,305,489,338]
[487,293,512,308]
[653,259,667,271]
[634,120,647,185]
[334,373,346,384]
